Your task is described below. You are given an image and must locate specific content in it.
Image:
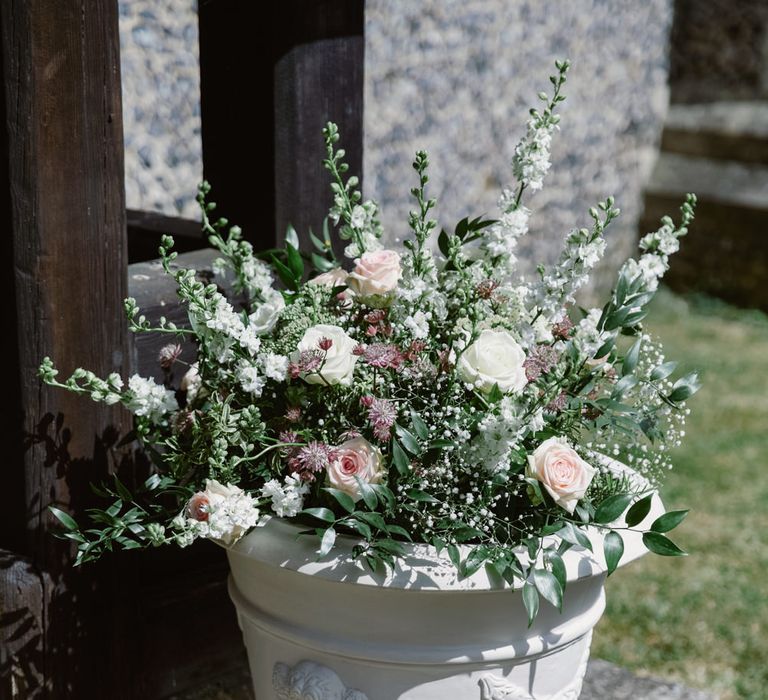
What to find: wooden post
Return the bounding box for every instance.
[198,0,364,253]
[0,0,129,696]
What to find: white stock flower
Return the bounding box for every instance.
[512,122,555,192]
[404,310,431,340]
[125,375,178,420]
[261,474,310,517]
[296,324,358,386]
[260,352,289,382]
[181,480,261,546]
[573,308,604,358]
[238,325,262,356]
[237,361,265,396]
[457,329,528,395]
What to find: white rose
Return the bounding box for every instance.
[346,250,401,300]
[326,437,384,502]
[249,289,285,335]
[296,324,358,386]
[526,437,596,514]
[457,329,527,394]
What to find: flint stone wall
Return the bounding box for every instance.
[365,0,674,293]
[119,0,673,292]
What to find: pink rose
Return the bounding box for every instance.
[527,437,596,514]
[187,493,210,521]
[346,250,401,300]
[326,437,384,502]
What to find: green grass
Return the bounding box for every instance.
[592,289,768,700]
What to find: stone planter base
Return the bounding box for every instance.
[226,462,663,699]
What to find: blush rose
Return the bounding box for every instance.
[326,437,384,502]
[527,437,596,514]
[346,250,401,300]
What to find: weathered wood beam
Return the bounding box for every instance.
[0,0,130,695]
[198,0,364,254]
[127,209,205,264]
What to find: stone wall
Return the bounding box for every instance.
[119,0,202,219]
[364,0,674,291]
[119,0,674,291]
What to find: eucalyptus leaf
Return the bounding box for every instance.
[522,582,540,628]
[643,531,687,556]
[49,506,78,532]
[395,423,421,455]
[323,488,356,514]
[301,507,336,524]
[533,568,563,611]
[603,530,624,575]
[594,493,634,524]
[625,493,653,527]
[409,410,430,440]
[650,509,689,534]
[391,439,410,475]
[318,527,336,557]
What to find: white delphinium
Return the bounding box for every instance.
[236,361,265,396]
[261,474,310,517]
[325,121,384,259]
[620,197,695,295]
[509,60,569,194]
[343,201,384,258]
[482,204,530,271]
[512,122,555,193]
[572,308,604,358]
[125,375,178,421]
[532,197,619,327]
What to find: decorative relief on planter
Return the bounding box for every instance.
[273,660,369,700]
[478,632,592,700]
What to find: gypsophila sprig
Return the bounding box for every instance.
[40,60,698,623]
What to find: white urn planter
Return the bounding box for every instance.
[226,464,664,700]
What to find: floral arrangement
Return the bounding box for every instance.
[40,61,699,621]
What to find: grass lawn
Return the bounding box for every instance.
[592,288,768,700]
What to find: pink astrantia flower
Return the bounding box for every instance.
[552,315,574,340]
[367,398,397,441]
[362,343,404,370]
[523,345,559,382]
[288,441,336,482]
[158,343,182,370]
